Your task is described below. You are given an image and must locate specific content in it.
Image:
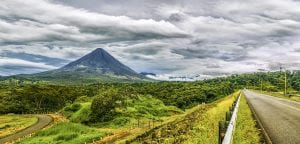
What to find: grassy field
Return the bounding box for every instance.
[253,90,300,102]
[0,114,38,138]
[232,93,260,144]
[62,95,183,128]
[125,92,239,144]
[183,92,238,144]
[55,95,184,143]
[18,122,108,144]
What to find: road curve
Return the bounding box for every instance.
[243,90,300,144]
[0,115,53,144]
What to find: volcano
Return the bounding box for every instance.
[5,48,147,83]
[59,48,139,76]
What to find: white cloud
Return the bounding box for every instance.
[0,0,188,44]
[1,0,300,79]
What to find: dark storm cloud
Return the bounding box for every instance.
[0,65,46,76]
[172,48,249,62]
[0,50,69,67]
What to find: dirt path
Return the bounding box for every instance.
[95,130,132,144]
[244,90,300,144]
[0,115,53,144]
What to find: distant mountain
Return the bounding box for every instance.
[2,48,149,84]
[59,48,140,76]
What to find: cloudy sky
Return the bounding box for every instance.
[1,0,300,79]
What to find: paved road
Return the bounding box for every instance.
[0,115,53,144]
[244,90,300,144]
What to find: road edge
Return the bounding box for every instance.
[0,114,53,144]
[243,90,273,144]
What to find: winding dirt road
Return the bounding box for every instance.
[0,115,53,144]
[244,90,300,144]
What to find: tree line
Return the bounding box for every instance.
[1,70,300,115]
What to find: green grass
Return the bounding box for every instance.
[232,94,260,144]
[62,95,183,129]
[92,95,183,128]
[62,102,91,123]
[122,95,183,119]
[184,92,238,144]
[0,114,38,138]
[18,122,108,144]
[127,92,239,144]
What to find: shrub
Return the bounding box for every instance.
[64,103,81,112]
[90,89,124,122]
[75,96,91,103]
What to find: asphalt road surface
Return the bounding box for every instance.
[244,90,300,144]
[0,115,53,144]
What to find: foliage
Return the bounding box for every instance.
[0,84,93,114]
[62,95,183,127]
[90,88,125,122]
[2,70,300,115]
[62,102,91,123]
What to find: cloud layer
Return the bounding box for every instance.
[1,0,300,78]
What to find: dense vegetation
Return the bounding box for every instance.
[0,85,88,114]
[2,70,299,143]
[1,70,299,115]
[0,79,234,115]
[228,70,300,93]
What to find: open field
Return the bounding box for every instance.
[0,114,38,138]
[232,93,260,144]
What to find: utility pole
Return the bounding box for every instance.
[261,79,263,95]
[284,71,287,96]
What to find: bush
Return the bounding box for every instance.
[90,89,124,122]
[75,96,91,103]
[112,117,130,126]
[64,103,81,112]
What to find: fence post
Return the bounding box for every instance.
[219,121,225,144]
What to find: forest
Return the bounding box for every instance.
[1,70,299,143]
[1,70,299,116]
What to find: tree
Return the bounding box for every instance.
[90,88,124,122]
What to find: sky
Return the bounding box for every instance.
[1,0,300,80]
